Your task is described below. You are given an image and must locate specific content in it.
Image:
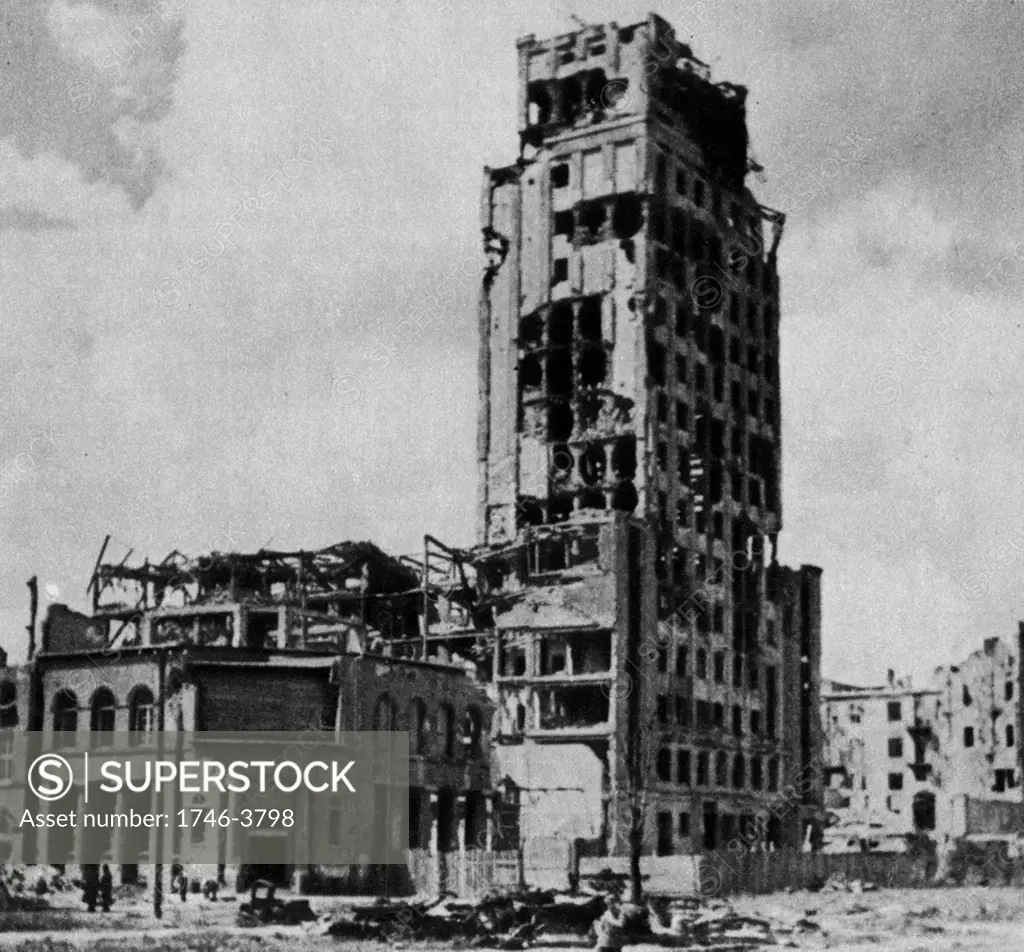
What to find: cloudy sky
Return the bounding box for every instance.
[1,0,1023,685]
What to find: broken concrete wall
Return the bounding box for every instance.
[41,604,108,655]
[478,514,648,855]
[479,166,523,546]
[777,564,824,846]
[929,634,1023,831]
[493,741,605,844]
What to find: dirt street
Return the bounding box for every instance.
[6,886,1024,951]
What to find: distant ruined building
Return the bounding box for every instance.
[822,633,1024,846]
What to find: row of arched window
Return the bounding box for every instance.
[51,686,155,746]
[373,693,484,759]
[46,686,481,756]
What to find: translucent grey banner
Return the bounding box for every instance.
[0,731,408,865]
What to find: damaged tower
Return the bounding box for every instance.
[476,14,823,855]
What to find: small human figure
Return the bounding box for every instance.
[179,873,189,902]
[593,897,625,952]
[81,864,99,913]
[99,864,113,913]
[933,833,953,885]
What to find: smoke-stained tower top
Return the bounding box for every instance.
[517,13,750,190]
[478,11,784,564]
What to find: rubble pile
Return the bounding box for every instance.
[311,890,605,946]
[310,889,817,948]
[649,897,782,947]
[0,865,71,910]
[236,880,318,928]
[819,875,878,894]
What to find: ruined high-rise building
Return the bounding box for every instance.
[475,13,823,855]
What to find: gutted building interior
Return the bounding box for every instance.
[1,542,499,889]
[476,13,822,855]
[821,633,1024,846]
[77,534,488,666]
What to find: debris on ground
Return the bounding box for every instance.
[0,865,74,911]
[650,896,781,946]
[311,890,605,945]
[309,888,819,948]
[236,880,317,928]
[820,874,877,893]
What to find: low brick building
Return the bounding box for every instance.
[0,541,497,890]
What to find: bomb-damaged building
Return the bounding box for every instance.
[0,13,824,879]
[0,541,502,889]
[474,12,823,855]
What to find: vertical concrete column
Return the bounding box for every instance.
[147,785,160,870]
[414,790,429,850]
[276,608,288,649]
[110,790,126,862]
[456,794,467,854]
[71,786,86,868]
[428,790,439,853]
[233,608,247,649]
[212,787,227,881]
[485,795,495,851]
[37,801,51,866]
[428,789,441,893]
[224,788,238,879]
[178,683,198,732]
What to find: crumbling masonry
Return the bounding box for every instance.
[0,13,824,873]
[475,13,823,856]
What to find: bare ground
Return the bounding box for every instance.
[5,886,1024,951]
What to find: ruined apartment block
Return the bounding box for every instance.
[476,13,822,856]
[821,674,942,846]
[932,635,1024,833]
[821,631,1024,845]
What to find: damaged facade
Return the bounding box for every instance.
[821,631,1024,845]
[1,12,824,877]
[0,542,501,887]
[476,14,822,856]
[820,675,942,848]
